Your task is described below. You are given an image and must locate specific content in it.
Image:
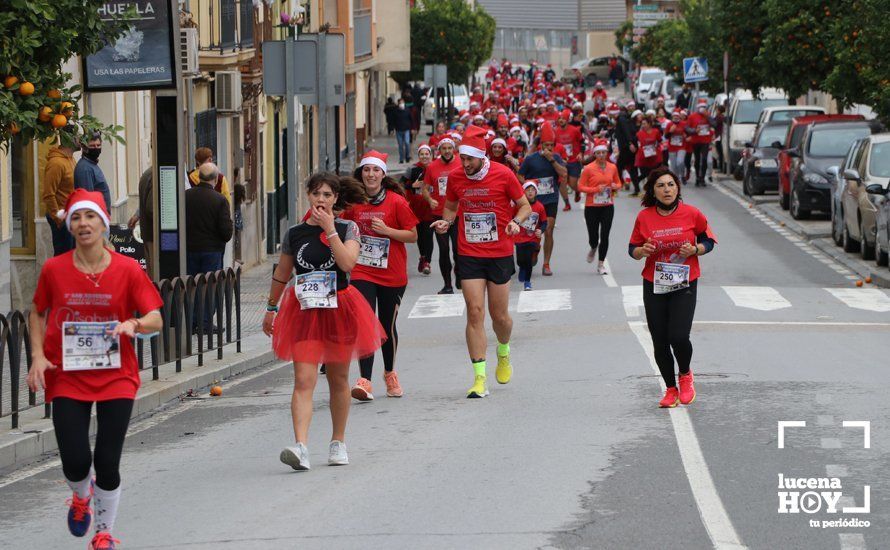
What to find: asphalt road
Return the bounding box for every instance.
[2,176,887,549]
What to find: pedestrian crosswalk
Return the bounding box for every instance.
[406,286,890,318]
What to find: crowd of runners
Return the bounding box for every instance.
[25,59,717,549]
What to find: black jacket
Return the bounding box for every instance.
[393,107,413,132]
[185,182,233,252]
[615,113,638,153]
[676,91,692,110]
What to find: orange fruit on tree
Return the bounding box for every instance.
[18,82,34,96]
[3,76,18,89]
[855,280,864,287]
[60,101,74,116]
[47,89,62,99]
[51,114,68,128]
[865,276,873,284]
[38,106,53,122]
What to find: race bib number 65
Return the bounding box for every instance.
[463,212,498,243]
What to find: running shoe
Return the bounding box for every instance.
[438,286,454,295]
[351,377,374,401]
[659,387,680,408]
[384,370,403,398]
[88,533,119,550]
[523,281,532,291]
[586,249,595,263]
[496,354,512,384]
[467,375,489,398]
[417,258,425,273]
[574,191,582,203]
[280,443,311,471]
[597,264,608,275]
[422,260,431,275]
[678,372,696,405]
[66,488,93,537]
[542,263,553,276]
[328,440,349,466]
[562,203,572,211]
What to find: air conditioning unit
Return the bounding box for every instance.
[180,28,199,76]
[215,71,243,113]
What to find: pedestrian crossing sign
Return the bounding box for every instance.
[683,57,708,83]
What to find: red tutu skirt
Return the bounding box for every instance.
[272,285,386,364]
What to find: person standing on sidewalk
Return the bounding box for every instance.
[393,99,413,164]
[188,147,231,203]
[265,173,385,471]
[342,151,418,401]
[403,143,435,275]
[577,140,623,275]
[127,168,155,279]
[27,189,164,550]
[74,132,111,212]
[422,138,461,293]
[42,129,77,256]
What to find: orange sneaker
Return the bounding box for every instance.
[351,377,374,401]
[384,371,403,398]
[659,387,680,408]
[678,372,696,405]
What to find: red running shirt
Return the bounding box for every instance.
[665,122,688,152]
[687,112,713,145]
[555,124,583,163]
[341,192,418,287]
[635,128,664,168]
[513,199,548,244]
[446,160,525,258]
[629,203,714,283]
[33,251,164,402]
[423,156,459,217]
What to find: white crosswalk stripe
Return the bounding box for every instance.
[722,286,792,311]
[825,288,890,312]
[621,285,644,318]
[407,294,466,318]
[516,289,572,313]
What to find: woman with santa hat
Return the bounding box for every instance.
[28,189,164,550]
[403,143,435,275]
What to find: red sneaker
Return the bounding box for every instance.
[417,258,425,273]
[384,371,403,397]
[678,372,696,405]
[562,203,571,211]
[351,377,374,401]
[421,260,431,275]
[542,263,553,276]
[659,387,680,408]
[89,532,120,550]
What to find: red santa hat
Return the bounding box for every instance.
[497,114,509,127]
[592,139,609,153]
[417,143,431,153]
[438,137,455,148]
[458,125,489,159]
[490,138,507,149]
[450,132,463,142]
[522,180,539,192]
[558,109,572,120]
[539,122,556,144]
[359,150,388,173]
[62,188,110,232]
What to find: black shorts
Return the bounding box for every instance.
[567,161,583,178]
[457,255,515,285]
[543,201,559,219]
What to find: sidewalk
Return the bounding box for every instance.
[0,257,283,472]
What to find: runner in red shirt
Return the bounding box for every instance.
[422,137,461,294]
[427,121,448,150]
[28,189,163,550]
[665,110,688,179]
[577,140,623,275]
[403,143,435,274]
[629,167,716,408]
[686,103,713,187]
[341,151,418,401]
[513,180,548,291]
[431,126,531,398]
[555,109,585,209]
[635,117,664,182]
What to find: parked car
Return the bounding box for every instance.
[872,139,890,267]
[837,134,890,262]
[644,76,680,112]
[755,105,826,131]
[633,68,666,105]
[562,56,628,87]
[741,121,790,195]
[829,138,868,250]
[787,119,882,219]
[778,114,865,210]
[422,83,470,126]
[722,88,788,179]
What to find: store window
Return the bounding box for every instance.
[10,136,35,254]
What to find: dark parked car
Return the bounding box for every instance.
[788,120,882,219]
[839,134,890,263]
[742,120,790,195]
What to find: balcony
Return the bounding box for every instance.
[353,7,372,59]
[194,0,257,69]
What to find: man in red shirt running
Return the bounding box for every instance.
[555,109,585,209]
[422,138,461,294]
[432,126,532,398]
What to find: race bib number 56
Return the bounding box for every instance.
[63,322,121,371]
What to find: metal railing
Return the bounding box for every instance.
[353,8,372,58]
[0,268,242,429]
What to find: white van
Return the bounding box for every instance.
[634,68,666,105]
[723,88,788,177]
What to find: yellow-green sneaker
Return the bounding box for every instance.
[496,354,512,384]
[467,375,489,398]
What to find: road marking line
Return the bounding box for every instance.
[602,260,618,288]
[839,533,867,550]
[628,322,748,550]
[816,415,835,426]
[0,360,289,489]
[826,288,890,312]
[721,286,791,311]
[621,285,643,318]
[821,437,842,449]
[407,294,466,318]
[826,464,849,477]
[517,288,572,313]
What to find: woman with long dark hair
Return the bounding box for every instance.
[265,172,385,470]
[628,168,716,408]
[342,151,418,400]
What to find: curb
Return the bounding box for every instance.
[810,238,890,288]
[0,333,280,472]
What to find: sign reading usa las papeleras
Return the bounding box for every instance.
[83,0,178,92]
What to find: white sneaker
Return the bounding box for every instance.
[597,264,608,275]
[586,249,595,263]
[280,443,311,471]
[328,440,349,466]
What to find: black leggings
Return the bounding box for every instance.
[353,280,406,379]
[416,221,434,261]
[643,279,697,388]
[515,242,538,282]
[693,143,709,182]
[684,148,693,177]
[52,398,134,491]
[433,218,459,287]
[584,205,614,261]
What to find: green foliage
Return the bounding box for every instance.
[392,0,496,86]
[0,0,130,149]
[633,19,690,81]
[614,20,634,53]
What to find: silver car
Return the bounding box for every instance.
[829,138,868,250]
[865,135,890,266]
[840,133,890,263]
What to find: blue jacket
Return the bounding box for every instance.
[74,158,111,210]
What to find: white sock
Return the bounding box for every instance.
[94,485,121,533]
[66,474,92,499]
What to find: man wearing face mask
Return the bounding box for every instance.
[73,132,112,213]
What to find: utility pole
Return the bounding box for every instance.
[317,32,328,172]
[284,35,299,227]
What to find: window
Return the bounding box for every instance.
[734,99,788,124]
[869,142,890,177]
[807,127,871,157]
[11,136,35,254]
[757,125,789,147]
[324,0,339,26]
[770,109,823,122]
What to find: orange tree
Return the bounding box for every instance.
[0,0,129,149]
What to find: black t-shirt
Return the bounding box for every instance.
[281,219,360,291]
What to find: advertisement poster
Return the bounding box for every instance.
[109,224,146,272]
[84,0,176,91]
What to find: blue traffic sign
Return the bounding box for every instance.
[683,57,709,83]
